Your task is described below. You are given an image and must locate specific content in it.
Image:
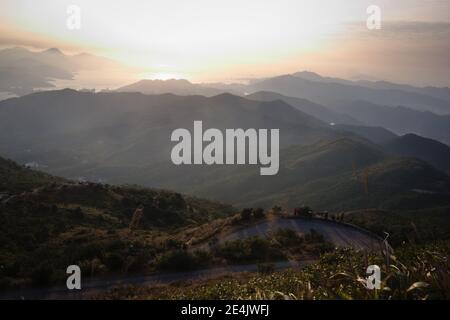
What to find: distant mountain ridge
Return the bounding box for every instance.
[247,74,450,115]
[292,70,450,103]
[0,89,449,210]
[0,46,132,97]
[117,79,224,97]
[246,91,359,125]
[383,134,450,172]
[334,100,450,145]
[333,124,398,145]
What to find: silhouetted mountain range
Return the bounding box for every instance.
[292,71,450,103]
[1,89,449,210]
[0,47,131,96]
[246,91,359,125]
[334,100,450,145]
[117,79,223,97]
[247,74,450,115]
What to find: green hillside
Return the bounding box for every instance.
[0,156,233,288]
[0,156,64,193]
[137,138,450,210]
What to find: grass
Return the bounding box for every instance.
[95,240,450,300]
[344,207,450,246]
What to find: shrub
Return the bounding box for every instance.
[31,262,54,286]
[240,208,252,220]
[274,229,303,246]
[104,253,125,272]
[271,205,282,215]
[253,208,265,219]
[157,250,206,272]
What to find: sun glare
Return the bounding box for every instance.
[142,72,186,81]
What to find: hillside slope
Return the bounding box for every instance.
[383,134,450,172]
[0,155,233,288]
[0,156,64,193]
[132,138,450,210]
[246,91,359,125]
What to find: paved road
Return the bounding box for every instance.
[0,218,381,299]
[0,260,314,300]
[219,218,382,251]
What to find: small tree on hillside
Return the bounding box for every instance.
[298,206,313,218]
[271,205,282,216]
[129,205,144,230]
[253,208,265,219]
[240,208,252,220]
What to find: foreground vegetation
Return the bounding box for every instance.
[157,229,333,272]
[97,241,450,300]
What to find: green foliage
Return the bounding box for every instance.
[106,241,449,300]
[157,250,211,272]
[271,205,282,215]
[273,229,303,247]
[214,237,284,264]
[213,229,331,265]
[240,208,252,220]
[0,157,64,193]
[345,207,450,246]
[253,208,265,219]
[0,158,234,288]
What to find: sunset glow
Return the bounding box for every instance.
[1,0,449,85]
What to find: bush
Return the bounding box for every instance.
[31,262,54,286]
[240,208,252,220]
[253,208,265,219]
[104,253,125,272]
[215,237,284,264]
[272,205,282,215]
[274,229,303,246]
[157,250,207,272]
[305,229,324,243]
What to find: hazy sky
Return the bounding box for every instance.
[1,0,450,86]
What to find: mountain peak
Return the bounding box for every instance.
[292,71,324,81]
[43,48,64,55]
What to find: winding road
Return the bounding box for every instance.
[0,218,382,299]
[218,218,382,251]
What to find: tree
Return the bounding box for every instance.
[129,206,144,230]
[240,208,252,220]
[272,205,282,215]
[296,206,313,218]
[253,208,265,219]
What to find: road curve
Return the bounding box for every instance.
[219,218,382,251]
[0,219,381,299]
